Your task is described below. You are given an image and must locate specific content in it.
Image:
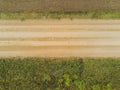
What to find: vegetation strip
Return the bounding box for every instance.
[0,11,120,20]
[0,57,119,90]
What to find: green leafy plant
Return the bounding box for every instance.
[63,74,71,87]
[74,80,85,90]
[106,83,112,90]
[92,85,101,90]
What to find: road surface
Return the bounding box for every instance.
[0,19,120,57]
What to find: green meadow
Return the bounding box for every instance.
[0,57,119,90]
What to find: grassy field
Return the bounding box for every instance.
[0,57,119,90]
[0,10,120,20]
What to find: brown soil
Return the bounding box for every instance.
[0,0,120,12]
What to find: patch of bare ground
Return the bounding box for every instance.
[0,19,120,57]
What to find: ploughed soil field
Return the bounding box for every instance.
[0,19,120,57]
[0,0,120,11]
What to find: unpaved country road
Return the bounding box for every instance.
[0,19,120,57]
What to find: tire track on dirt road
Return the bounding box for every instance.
[0,19,120,57]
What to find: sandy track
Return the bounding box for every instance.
[0,19,120,57]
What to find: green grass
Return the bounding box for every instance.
[0,57,119,90]
[0,10,120,20]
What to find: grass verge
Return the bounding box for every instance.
[0,57,119,90]
[0,10,120,20]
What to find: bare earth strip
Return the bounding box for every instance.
[0,19,120,57]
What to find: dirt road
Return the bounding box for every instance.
[0,19,120,57]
